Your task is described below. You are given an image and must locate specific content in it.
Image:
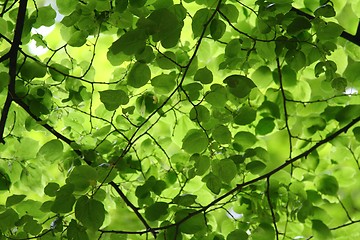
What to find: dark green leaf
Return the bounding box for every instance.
[0,209,19,231]
[99,90,129,111]
[75,196,105,230]
[256,117,275,135]
[67,219,89,240]
[312,220,332,240]
[151,72,177,94]
[210,19,226,40]
[224,75,257,98]
[44,182,60,197]
[316,174,338,196]
[175,209,207,234]
[204,173,222,194]
[127,62,151,88]
[234,106,257,125]
[6,194,26,208]
[314,5,336,18]
[109,29,147,55]
[246,160,266,174]
[173,194,197,206]
[287,16,311,35]
[192,8,211,38]
[145,202,168,221]
[0,168,11,191]
[194,67,213,84]
[51,184,76,213]
[227,229,248,240]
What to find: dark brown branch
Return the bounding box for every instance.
[0,0,28,144]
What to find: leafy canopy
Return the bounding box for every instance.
[1,0,360,239]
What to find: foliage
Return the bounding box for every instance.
[1,0,360,239]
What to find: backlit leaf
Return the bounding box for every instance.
[182,129,209,154]
[75,196,105,230]
[99,90,129,111]
[128,62,151,88]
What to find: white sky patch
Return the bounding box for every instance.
[226,207,243,220]
[345,87,358,95]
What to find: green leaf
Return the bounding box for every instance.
[127,62,151,88]
[192,8,211,38]
[353,127,360,142]
[24,219,42,235]
[331,77,347,92]
[146,8,183,48]
[66,165,98,191]
[145,202,168,221]
[316,22,344,40]
[316,174,339,196]
[193,154,211,176]
[56,0,78,15]
[75,196,105,230]
[212,125,232,144]
[252,223,275,240]
[109,29,147,55]
[37,139,64,163]
[173,194,197,206]
[129,0,146,8]
[227,229,248,240]
[233,106,257,125]
[0,209,19,231]
[67,219,89,240]
[182,129,209,154]
[194,67,213,84]
[0,168,11,191]
[204,173,222,194]
[205,84,228,107]
[6,194,26,208]
[49,63,70,82]
[314,5,336,18]
[155,51,177,69]
[246,160,266,174]
[44,182,60,197]
[151,72,177,94]
[210,19,226,40]
[224,75,257,98]
[175,209,207,234]
[312,220,332,240]
[51,184,76,213]
[287,16,311,35]
[32,6,56,28]
[220,4,239,23]
[20,61,47,80]
[189,105,210,123]
[99,90,129,111]
[256,117,275,135]
[234,131,257,150]
[67,30,88,47]
[213,159,237,183]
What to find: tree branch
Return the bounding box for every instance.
[0,0,28,144]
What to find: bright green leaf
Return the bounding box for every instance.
[182,129,209,154]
